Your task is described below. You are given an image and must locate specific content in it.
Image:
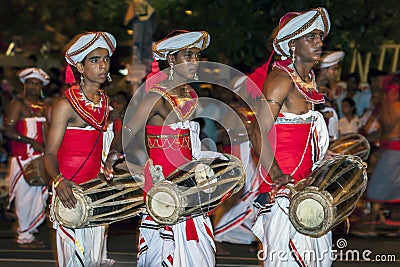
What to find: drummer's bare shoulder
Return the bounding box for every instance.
[5,98,23,120]
[263,68,294,98]
[380,100,400,134]
[391,101,400,121]
[51,97,79,125]
[133,90,167,121]
[383,103,400,139]
[146,87,177,120]
[7,97,33,119]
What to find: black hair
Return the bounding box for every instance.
[367,68,387,84]
[341,97,357,115]
[345,72,360,83]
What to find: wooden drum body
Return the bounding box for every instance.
[288,155,367,237]
[52,173,145,228]
[23,156,50,186]
[146,154,245,225]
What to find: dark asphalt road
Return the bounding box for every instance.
[0,212,399,267]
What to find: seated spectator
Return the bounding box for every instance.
[335,73,371,118]
[338,97,361,136]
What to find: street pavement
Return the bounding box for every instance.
[0,212,399,267]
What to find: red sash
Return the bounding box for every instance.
[380,140,400,151]
[58,129,103,184]
[10,119,44,159]
[144,125,192,192]
[259,114,313,193]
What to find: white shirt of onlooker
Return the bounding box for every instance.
[338,116,361,135]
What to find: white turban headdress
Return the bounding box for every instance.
[65,32,116,66]
[18,67,50,86]
[319,51,345,68]
[152,30,210,60]
[273,7,330,59]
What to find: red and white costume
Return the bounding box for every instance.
[214,140,259,244]
[137,85,216,267]
[51,85,114,267]
[252,57,331,267]
[7,116,48,244]
[366,140,400,203]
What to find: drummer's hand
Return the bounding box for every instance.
[104,150,124,181]
[270,174,294,201]
[30,140,44,153]
[324,149,339,159]
[108,109,121,122]
[55,179,77,209]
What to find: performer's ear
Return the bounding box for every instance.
[288,40,295,50]
[76,62,84,74]
[167,54,175,66]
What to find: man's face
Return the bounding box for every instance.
[78,47,111,85]
[346,77,359,91]
[371,76,385,91]
[24,78,43,96]
[295,29,324,62]
[325,64,340,83]
[341,100,354,116]
[170,47,201,80]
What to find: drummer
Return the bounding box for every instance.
[251,7,333,266]
[3,67,50,248]
[105,30,216,266]
[44,32,117,266]
[365,73,400,232]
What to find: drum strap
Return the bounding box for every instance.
[16,157,27,179]
[68,130,102,182]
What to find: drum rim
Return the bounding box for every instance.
[53,188,89,228]
[289,187,335,238]
[146,181,185,225]
[328,133,370,160]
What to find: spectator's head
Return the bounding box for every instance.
[341,97,357,116]
[345,73,360,91]
[367,69,387,92]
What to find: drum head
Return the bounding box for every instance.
[53,188,89,228]
[146,181,185,225]
[289,187,335,238]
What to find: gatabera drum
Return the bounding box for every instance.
[146,154,245,225]
[52,173,144,228]
[23,156,50,186]
[329,133,370,160]
[288,155,367,238]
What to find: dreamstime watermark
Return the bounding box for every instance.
[333,238,396,262]
[256,238,396,263]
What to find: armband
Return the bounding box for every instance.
[266,99,283,108]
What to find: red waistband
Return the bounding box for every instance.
[380,140,400,150]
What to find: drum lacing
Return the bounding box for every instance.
[49,187,56,223]
[197,185,212,216]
